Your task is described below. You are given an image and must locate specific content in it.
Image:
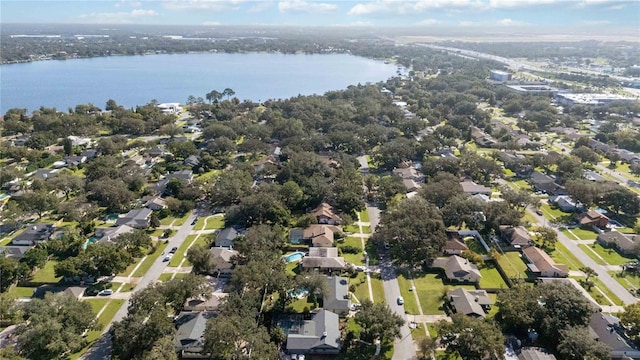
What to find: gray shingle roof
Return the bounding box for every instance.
[286,310,340,353]
[324,276,350,313]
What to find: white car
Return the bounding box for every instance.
[397,296,404,305]
[99,289,113,296]
[163,253,173,262]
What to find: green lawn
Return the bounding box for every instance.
[496,251,528,280]
[339,236,365,265]
[549,242,584,270]
[562,228,597,241]
[344,224,360,233]
[31,260,62,284]
[158,272,184,281]
[132,242,168,277]
[288,296,316,313]
[370,273,385,304]
[0,236,13,246]
[540,203,570,221]
[83,298,109,314]
[119,283,136,292]
[610,271,640,290]
[358,210,370,222]
[173,212,191,226]
[7,286,35,297]
[478,264,509,289]
[351,272,371,303]
[589,243,635,266]
[83,299,125,346]
[159,215,178,226]
[411,273,450,315]
[169,235,198,267]
[578,244,608,266]
[507,179,533,192]
[194,215,225,230]
[582,277,623,306]
[465,236,487,254]
[361,225,371,234]
[398,274,420,315]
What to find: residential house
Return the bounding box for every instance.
[470,127,497,147]
[126,154,146,167]
[95,225,135,244]
[33,285,85,300]
[115,208,153,229]
[311,203,342,225]
[579,210,609,229]
[518,348,557,360]
[167,170,194,183]
[431,255,482,283]
[447,288,493,318]
[0,246,30,259]
[148,145,167,157]
[589,312,640,359]
[597,231,640,257]
[499,225,533,248]
[144,196,167,211]
[549,195,579,212]
[324,276,351,316]
[67,136,92,147]
[184,155,200,168]
[522,246,569,278]
[443,231,470,255]
[304,224,336,247]
[183,293,226,312]
[64,155,87,166]
[209,247,238,275]
[460,179,492,196]
[402,178,422,192]
[301,247,345,272]
[392,166,424,183]
[12,223,54,246]
[174,311,216,359]
[215,228,239,248]
[285,310,341,355]
[252,155,278,173]
[529,171,564,195]
[32,168,60,181]
[81,149,97,161]
[587,138,612,153]
[614,148,640,164]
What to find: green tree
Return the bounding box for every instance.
[372,197,447,267]
[557,326,611,360]
[187,244,215,275]
[437,313,504,360]
[15,292,97,360]
[620,302,640,346]
[354,299,405,343]
[295,271,329,307]
[19,190,58,218]
[19,247,48,270]
[47,172,84,200]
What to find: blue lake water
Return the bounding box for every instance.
[0,53,400,113]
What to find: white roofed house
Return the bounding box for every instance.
[301,247,345,273]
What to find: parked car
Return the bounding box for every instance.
[169,246,178,254]
[163,254,173,262]
[397,296,404,305]
[191,217,198,225]
[99,289,113,296]
[536,210,543,216]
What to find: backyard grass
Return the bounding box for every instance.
[286,262,300,276]
[132,242,168,277]
[31,260,62,284]
[288,296,316,313]
[588,243,634,266]
[169,235,198,267]
[358,210,370,222]
[7,286,35,297]
[465,236,487,254]
[398,274,420,314]
[578,244,608,266]
[496,251,528,280]
[478,264,509,289]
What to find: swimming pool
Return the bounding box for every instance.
[82,237,99,250]
[0,193,10,201]
[284,252,305,263]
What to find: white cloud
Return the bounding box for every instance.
[418,18,442,25]
[278,1,338,13]
[459,20,475,26]
[78,9,158,23]
[248,1,274,13]
[115,0,142,8]
[202,21,222,25]
[488,0,558,8]
[606,3,625,10]
[497,18,527,26]
[348,0,484,16]
[582,19,611,25]
[163,0,244,11]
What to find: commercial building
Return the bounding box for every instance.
[555,93,637,107]
[489,70,512,82]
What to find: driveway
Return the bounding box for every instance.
[80,212,198,360]
[368,204,417,360]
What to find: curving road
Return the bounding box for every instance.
[80,213,197,360]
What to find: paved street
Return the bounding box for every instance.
[367,204,417,360]
[80,212,197,360]
[527,208,638,305]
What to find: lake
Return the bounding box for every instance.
[0,53,400,113]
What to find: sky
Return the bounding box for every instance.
[1,0,639,32]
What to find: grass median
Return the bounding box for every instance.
[132,242,168,277]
